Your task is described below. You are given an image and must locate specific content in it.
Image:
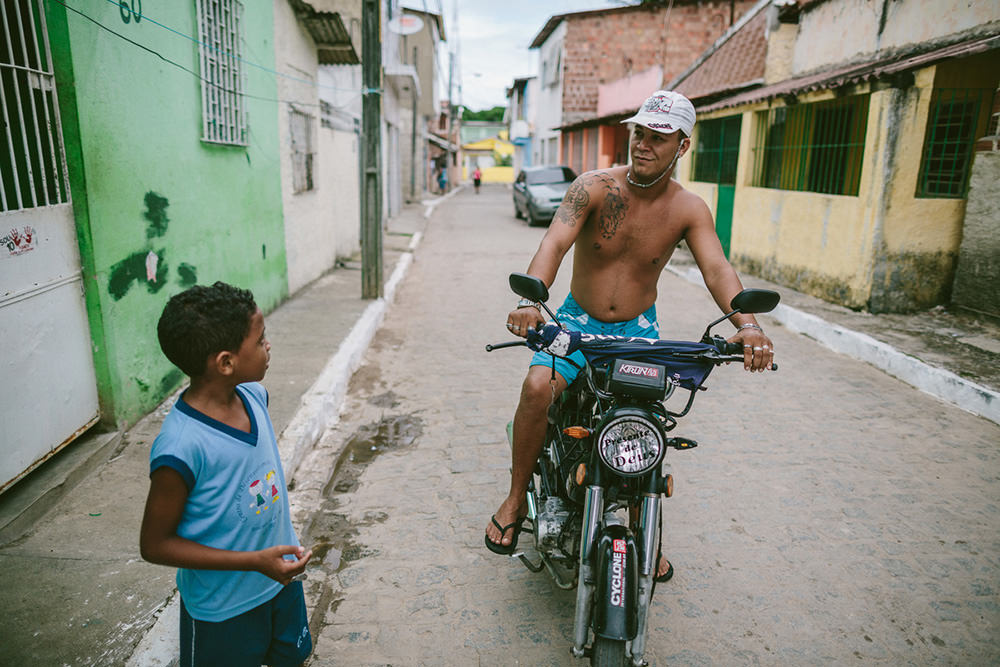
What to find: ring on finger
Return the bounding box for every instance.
[753,346,763,351]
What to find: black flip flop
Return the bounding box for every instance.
[654,555,674,583]
[484,514,528,555]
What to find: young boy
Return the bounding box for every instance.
[140,281,313,666]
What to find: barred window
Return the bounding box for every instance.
[289,110,314,193]
[752,95,869,196]
[916,88,992,198]
[195,0,247,146]
[692,114,742,185]
[1,0,70,212]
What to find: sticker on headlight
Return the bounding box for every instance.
[599,416,663,475]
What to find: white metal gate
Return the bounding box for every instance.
[1,0,99,492]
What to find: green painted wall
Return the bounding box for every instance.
[47,1,287,428]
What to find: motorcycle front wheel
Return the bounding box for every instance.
[591,637,627,667]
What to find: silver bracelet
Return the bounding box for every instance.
[516,298,540,311]
[737,323,762,332]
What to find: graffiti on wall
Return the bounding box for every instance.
[1,226,37,258]
[108,192,198,300]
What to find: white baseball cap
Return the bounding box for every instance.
[621,90,696,136]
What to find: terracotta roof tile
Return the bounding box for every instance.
[674,10,767,101]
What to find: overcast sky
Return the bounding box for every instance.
[436,0,628,111]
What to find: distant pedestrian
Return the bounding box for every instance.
[473,167,482,194]
[438,168,448,193]
[141,282,312,667]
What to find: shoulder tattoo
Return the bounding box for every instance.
[555,179,589,227]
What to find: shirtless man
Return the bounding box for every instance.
[484,91,775,581]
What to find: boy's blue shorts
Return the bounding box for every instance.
[529,293,659,385]
[180,581,311,667]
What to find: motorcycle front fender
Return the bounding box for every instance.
[592,524,638,641]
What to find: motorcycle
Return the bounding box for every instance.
[486,272,779,666]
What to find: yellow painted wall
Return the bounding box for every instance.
[878,68,966,256]
[681,60,995,312]
[462,165,514,183]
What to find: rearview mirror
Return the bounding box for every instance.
[509,272,549,303]
[729,289,780,314]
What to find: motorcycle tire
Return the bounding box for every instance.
[591,637,627,667]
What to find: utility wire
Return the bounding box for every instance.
[95,0,362,94]
[52,0,360,111]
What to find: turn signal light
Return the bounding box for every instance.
[563,426,591,439]
[661,474,673,497]
[575,463,587,486]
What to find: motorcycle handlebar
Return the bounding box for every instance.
[715,354,778,371]
[485,340,528,352]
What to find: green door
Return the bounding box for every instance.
[693,115,742,259]
[716,184,735,258]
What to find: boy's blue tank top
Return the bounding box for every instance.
[149,382,299,622]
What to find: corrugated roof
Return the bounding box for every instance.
[698,32,1000,113]
[290,0,360,65]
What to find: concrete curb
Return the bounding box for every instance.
[671,265,1000,426]
[127,228,424,667]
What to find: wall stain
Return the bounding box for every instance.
[107,193,200,300]
[108,250,169,300]
[159,369,184,396]
[177,263,198,286]
[144,192,170,239]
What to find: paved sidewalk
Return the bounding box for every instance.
[0,196,443,666]
[1,183,997,665]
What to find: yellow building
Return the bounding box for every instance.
[670,0,999,314]
[462,135,515,183]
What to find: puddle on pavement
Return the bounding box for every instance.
[302,413,422,623]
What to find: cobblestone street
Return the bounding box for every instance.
[293,186,1000,666]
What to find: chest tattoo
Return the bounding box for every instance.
[588,173,628,239]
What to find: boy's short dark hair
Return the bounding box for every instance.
[157,281,258,377]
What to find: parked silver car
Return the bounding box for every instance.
[512,165,577,226]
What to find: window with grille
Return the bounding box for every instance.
[289,110,314,193]
[1,0,70,212]
[693,115,742,185]
[751,95,869,196]
[195,0,247,146]
[916,88,992,198]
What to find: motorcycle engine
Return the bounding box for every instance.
[535,496,574,558]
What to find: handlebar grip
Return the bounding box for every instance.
[721,341,745,355]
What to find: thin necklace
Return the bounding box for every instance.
[626,167,668,189]
[627,145,681,189]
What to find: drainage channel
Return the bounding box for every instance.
[301,412,423,643]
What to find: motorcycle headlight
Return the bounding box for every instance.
[596,409,664,477]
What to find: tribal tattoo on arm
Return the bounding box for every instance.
[554,179,589,227]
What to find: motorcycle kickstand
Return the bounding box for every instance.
[514,552,545,572]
